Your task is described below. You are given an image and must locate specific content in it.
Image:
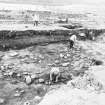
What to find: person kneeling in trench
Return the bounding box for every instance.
[49,67,60,84]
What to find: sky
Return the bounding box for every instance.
[0,0,105,6]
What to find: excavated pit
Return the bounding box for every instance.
[0,27,105,105]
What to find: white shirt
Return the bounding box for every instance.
[33,14,39,21]
[50,67,60,75]
[70,35,77,42]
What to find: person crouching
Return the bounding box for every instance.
[49,67,60,84]
[69,34,77,49]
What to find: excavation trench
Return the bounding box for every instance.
[0,28,104,50]
[0,27,103,105]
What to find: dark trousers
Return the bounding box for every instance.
[34,21,38,26]
[69,40,74,49]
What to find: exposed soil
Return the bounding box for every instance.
[0,26,105,105]
[0,30,93,105]
[38,31,105,105]
[0,27,104,50]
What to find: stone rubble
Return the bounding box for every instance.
[24,101,30,105]
[25,76,32,85]
[0,45,93,86]
[62,62,70,67]
[0,98,5,104]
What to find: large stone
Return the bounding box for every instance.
[62,62,69,67]
[39,60,41,63]
[39,55,44,59]
[24,101,30,105]
[48,64,52,66]
[79,33,86,37]
[23,72,29,75]
[0,98,5,104]
[66,53,71,57]
[25,76,32,85]
[31,74,36,79]
[17,73,21,77]
[59,53,64,58]
[45,81,50,85]
[20,90,25,93]
[3,72,9,76]
[8,71,13,76]
[55,60,59,64]
[2,55,10,60]
[64,56,68,59]
[3,51,17,59]
[14,93,21,97]
[9,51,18,57]
[34,96,41,100]
[0,66,5,70]
[38,78,44,83]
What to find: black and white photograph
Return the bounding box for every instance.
[0,0,105,105]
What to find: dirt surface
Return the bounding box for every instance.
[0,35,93,105]
[0,24,105,105]
[38,33,105,105]
[1,5,105,105]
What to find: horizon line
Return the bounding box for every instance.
[0,1,105,6]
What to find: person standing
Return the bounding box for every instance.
[32,14,39,26]
[90,31,95,41]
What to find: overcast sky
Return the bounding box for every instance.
[0,0,104,5]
